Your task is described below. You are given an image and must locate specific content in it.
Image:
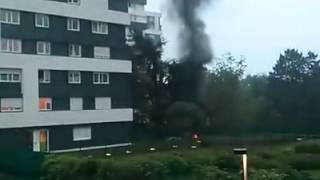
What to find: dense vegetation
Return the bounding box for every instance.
[132,34,320,136]
[40,141,320,180]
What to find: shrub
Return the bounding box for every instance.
[98,160,140,180]
[98,157,169,180]
[161,155,189,176]
[42,155,80,180]
[289,155,320,170]
[43,156,79,180]
[259,151,274,159]
[249,155,284,169]
[214,154,240,170]
[249,168,311,180]
[249,169,289,180]
[285,169,311,180]
[192,165,239,180]
[133,158,168,179]
[74,158,100,180]
[295,141,320,154]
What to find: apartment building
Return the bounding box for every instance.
[127,0,161,42]
[0,0,133,153]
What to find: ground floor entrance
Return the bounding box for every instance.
[32,129,49,152]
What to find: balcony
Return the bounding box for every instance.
[0,108,133,128]
[0,53,132,73]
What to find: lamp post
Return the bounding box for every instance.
[233,148,248,180]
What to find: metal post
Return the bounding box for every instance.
[242,154,248,180]
[233,148,248,180]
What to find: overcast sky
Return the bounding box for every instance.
[146,0,320,74]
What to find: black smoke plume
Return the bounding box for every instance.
[168,0,213,103]
[171,0,213,64]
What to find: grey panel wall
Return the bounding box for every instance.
[0,83,22,98]
[0,129,32,150]
[39,71,133,109]
[49,122,132,150]
[109,0,129,12]
[0,122,132,151]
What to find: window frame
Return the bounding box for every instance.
[95,97,111,110]
[94,46,110,59]
[93,72,109,85]
[0,9,20,25]
[0,39,22,53]
[36,41,51,55]
[35,14,50,28]
[67,18,80,31]
[67,0,80,5]
[73,127,92,141]
[68,71,81,84]
[39,70,51,84]
[68,44,82,57]
[0,70,21,83]
[70,97,83,111]
[92,21,108,35]
[0,98,23,112]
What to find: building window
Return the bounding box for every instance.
[35,14,49,28]
[67,0,80,5]
[0,39,21,53]
[94,46,110,59]
[0,98,23,112]
[93,72,109,84]
[0,9,20,24]
[39,98,52,111]
[73,127,91,141]
[37,41,51,55]
[95,97,111,110]
[70,97,83,111]
[147,16,155,29]
[92,21,108,34]
[68,71,81,84]
[0,69,21,83]
[67,18,80,31]
[39,70,51,83]
[69,44,82,57]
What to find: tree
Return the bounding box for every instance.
[205,53,246,134]
[268,49,319,133]
[130,33,170,130]
[270,49,314,83]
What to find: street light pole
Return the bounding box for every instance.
[233,148,248,180]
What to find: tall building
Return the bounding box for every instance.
[0,0,133,153]
[127,0,161,42]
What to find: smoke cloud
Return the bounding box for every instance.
[168,0,213,103]
[170,0,213,65]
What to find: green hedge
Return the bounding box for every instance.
[295,141,320,154]
[41,152,310,180]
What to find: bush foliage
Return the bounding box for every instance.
[41,149,312,180]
